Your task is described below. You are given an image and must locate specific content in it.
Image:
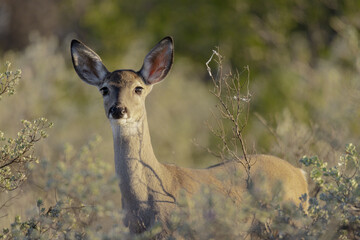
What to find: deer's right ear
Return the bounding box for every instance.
[71,40,108,86]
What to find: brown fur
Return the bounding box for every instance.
[71,37,308,238]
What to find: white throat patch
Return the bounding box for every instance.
[110,118,142,136]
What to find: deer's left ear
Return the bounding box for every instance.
[139,36,174,85]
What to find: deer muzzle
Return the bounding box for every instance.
[109,105,128,119]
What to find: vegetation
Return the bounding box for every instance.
[0,63,51,193]
[301,144,360,239]
[0,0,359,239]
[0,58,359,239]
[0,62,20,100]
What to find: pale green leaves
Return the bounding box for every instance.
[0,118,52,192]
[0,62,21,100]
[0,62,52,192]
[301,143,360,238]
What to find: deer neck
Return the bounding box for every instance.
[110,114,169,204]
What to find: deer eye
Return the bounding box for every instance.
[100,87,109,96]
[135,86,144,95]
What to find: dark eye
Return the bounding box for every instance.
[135,86,143,95]
[100,87,109,96]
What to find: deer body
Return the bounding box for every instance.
[71,37,308,236]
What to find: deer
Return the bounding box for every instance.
[70,36,308,238]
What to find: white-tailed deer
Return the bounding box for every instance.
[71,37,308,237]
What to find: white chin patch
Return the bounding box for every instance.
[117,118,128,125]
[109,113,129,124]
[109,115,138,127]
[110,117,140,136]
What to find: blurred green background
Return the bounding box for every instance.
[0,0,359,228]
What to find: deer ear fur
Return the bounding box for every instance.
[71,40,108,86]
[139,36,174,85]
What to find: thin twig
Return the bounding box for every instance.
[0,191,22,211]
[206,50,253,187]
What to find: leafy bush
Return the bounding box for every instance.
[3,143,358,239]
[301,143,360,239]
[0,62,52,193]
[0,62,51,237]
[0,62,21,100]
[0,118,51,192]
[1,137,126,240]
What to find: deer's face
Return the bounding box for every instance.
[70,37,173,126]
[99,70,152,124]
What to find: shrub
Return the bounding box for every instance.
[0,62,51,238]
[0,137,128,240]
[0,62,52,193]
[0,62,21,100]
[301,143,360,239]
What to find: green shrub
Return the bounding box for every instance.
[0,62,52,193]
[0,62,51,238]
[1,137,126,240]
[0,62,21,100]
[301,143,360,239]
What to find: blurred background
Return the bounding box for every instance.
[0,0,359,229]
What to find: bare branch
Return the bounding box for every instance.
[206,50,253,186]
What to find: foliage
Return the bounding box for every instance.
[1,1,360,236]
[1,0,360,147]
[0,63,51,193]
[0,118,52,192]
[77,0,360,70]
[0,62,21,100]
[2,143,359,239]
[0,137,125,240]
[0,59,359,239]
[166,186,308,239]
[301,143,360,239]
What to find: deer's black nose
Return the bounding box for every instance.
[109,106,127,119]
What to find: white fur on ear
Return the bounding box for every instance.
[139,37,174,85]
[71,40,108,86]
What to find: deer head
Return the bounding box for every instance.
[71,37,174,127]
